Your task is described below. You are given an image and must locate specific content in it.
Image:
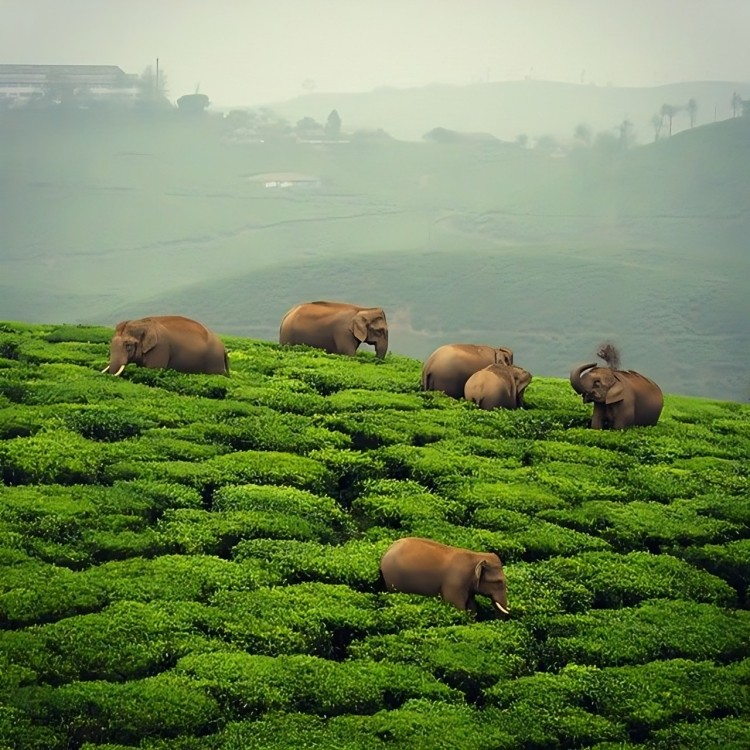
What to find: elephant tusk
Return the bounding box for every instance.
[113,364,126,377]
[101,366,110,373]
[494,602,510,615]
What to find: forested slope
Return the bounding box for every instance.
[0,321,749,749]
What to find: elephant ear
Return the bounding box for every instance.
[351,313,368,342]
[495,348,514,365]
[474,560,486,584]
[605,373,626,404]
[138,323,159,354]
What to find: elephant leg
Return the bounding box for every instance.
[590,404,605,430]
[441,585,470,611]
[333,330,358,356]
[611,402,636,430]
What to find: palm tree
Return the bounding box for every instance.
[660,103,680,136]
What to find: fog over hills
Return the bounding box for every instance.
[0,109,734,400]
[261,80,750,143]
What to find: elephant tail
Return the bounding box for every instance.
[224,350,230,376]
[422,369,432,391]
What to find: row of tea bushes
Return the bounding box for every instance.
[1,321,749,748]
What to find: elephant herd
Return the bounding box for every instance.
[96,301,667,617]
[103,300,663,431]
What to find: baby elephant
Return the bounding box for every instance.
[380,537,509,616]
[464,364,532,410]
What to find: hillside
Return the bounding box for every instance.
[262,79,750,142]
[0,111,748,401]
[0,321,749,748]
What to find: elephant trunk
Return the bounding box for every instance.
[375,335,388,360]
[570,362,596,395]
[107,340,128,376]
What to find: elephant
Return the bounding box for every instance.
[279,301,388,359]
[421,344,514,399]
[102,315,229,376]
[464,364,532,410]
[570,362,663,429]
[380,537,509,616]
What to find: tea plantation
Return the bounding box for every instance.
[0,321,749,749]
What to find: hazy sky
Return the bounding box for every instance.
[1,0,748,106]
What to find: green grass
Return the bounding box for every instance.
[0,322,748,748]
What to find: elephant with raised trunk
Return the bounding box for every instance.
[102,316,228,376]
[279,301,388,359]
[464,364,532,410]
[570,362,663,429]
[421,344,514,399]
[380,537,509,616]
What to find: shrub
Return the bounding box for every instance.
[351,479,462,529]
[485,660,750,740]
[0,429,105,485]
[213,484,353,538]
[539,599,750,669]
[530,551,737,609]
[540,500,742,554]
[350,621,535,695]
[0,600,217,683]
[14,674,221,745]
[680,539,750,595]
[173,651,459,716]
[649,718,750,749]
[233,538,391,591]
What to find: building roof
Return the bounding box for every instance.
[0,64,130,75]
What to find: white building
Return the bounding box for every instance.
[0,64,140,106]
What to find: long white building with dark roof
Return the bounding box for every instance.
[0,64,139,104]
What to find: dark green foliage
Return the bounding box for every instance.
[485,659,750,740]
[350,621,535,694]
[1,322,750,747]
[232,538,389,590]
[541,499,742,553]
[173,651,459,715]
[540,599,750,668]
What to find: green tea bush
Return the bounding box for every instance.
[539,599,750,669]
[213,484,353,537]
[471,507,611,559]
[124,368,230,399]
[322,410,447,449]
[377,444,522,491]
[210,582,465,659]
[0,600,217,683]
[325,389,424,412]
[215,702,517,750]
[173,651,459,716]
[0,703,63,750]
[0,429,105,485]
[680,539,750,595]
[199,409,350,454]
[350,621,535,695]
[232,538,390,590]
[351,479,462,529]
[157,508,329,555]
[648,717,750,749]
[541,500,742,553]
[454,480,567,516]
[525,551,737,609]
[485,659,749,741]
[229,379,331,416]
[41,324,114,344]
[14,674,221,745]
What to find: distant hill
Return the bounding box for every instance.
[260,79,750,143]
[0,109,748,401]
